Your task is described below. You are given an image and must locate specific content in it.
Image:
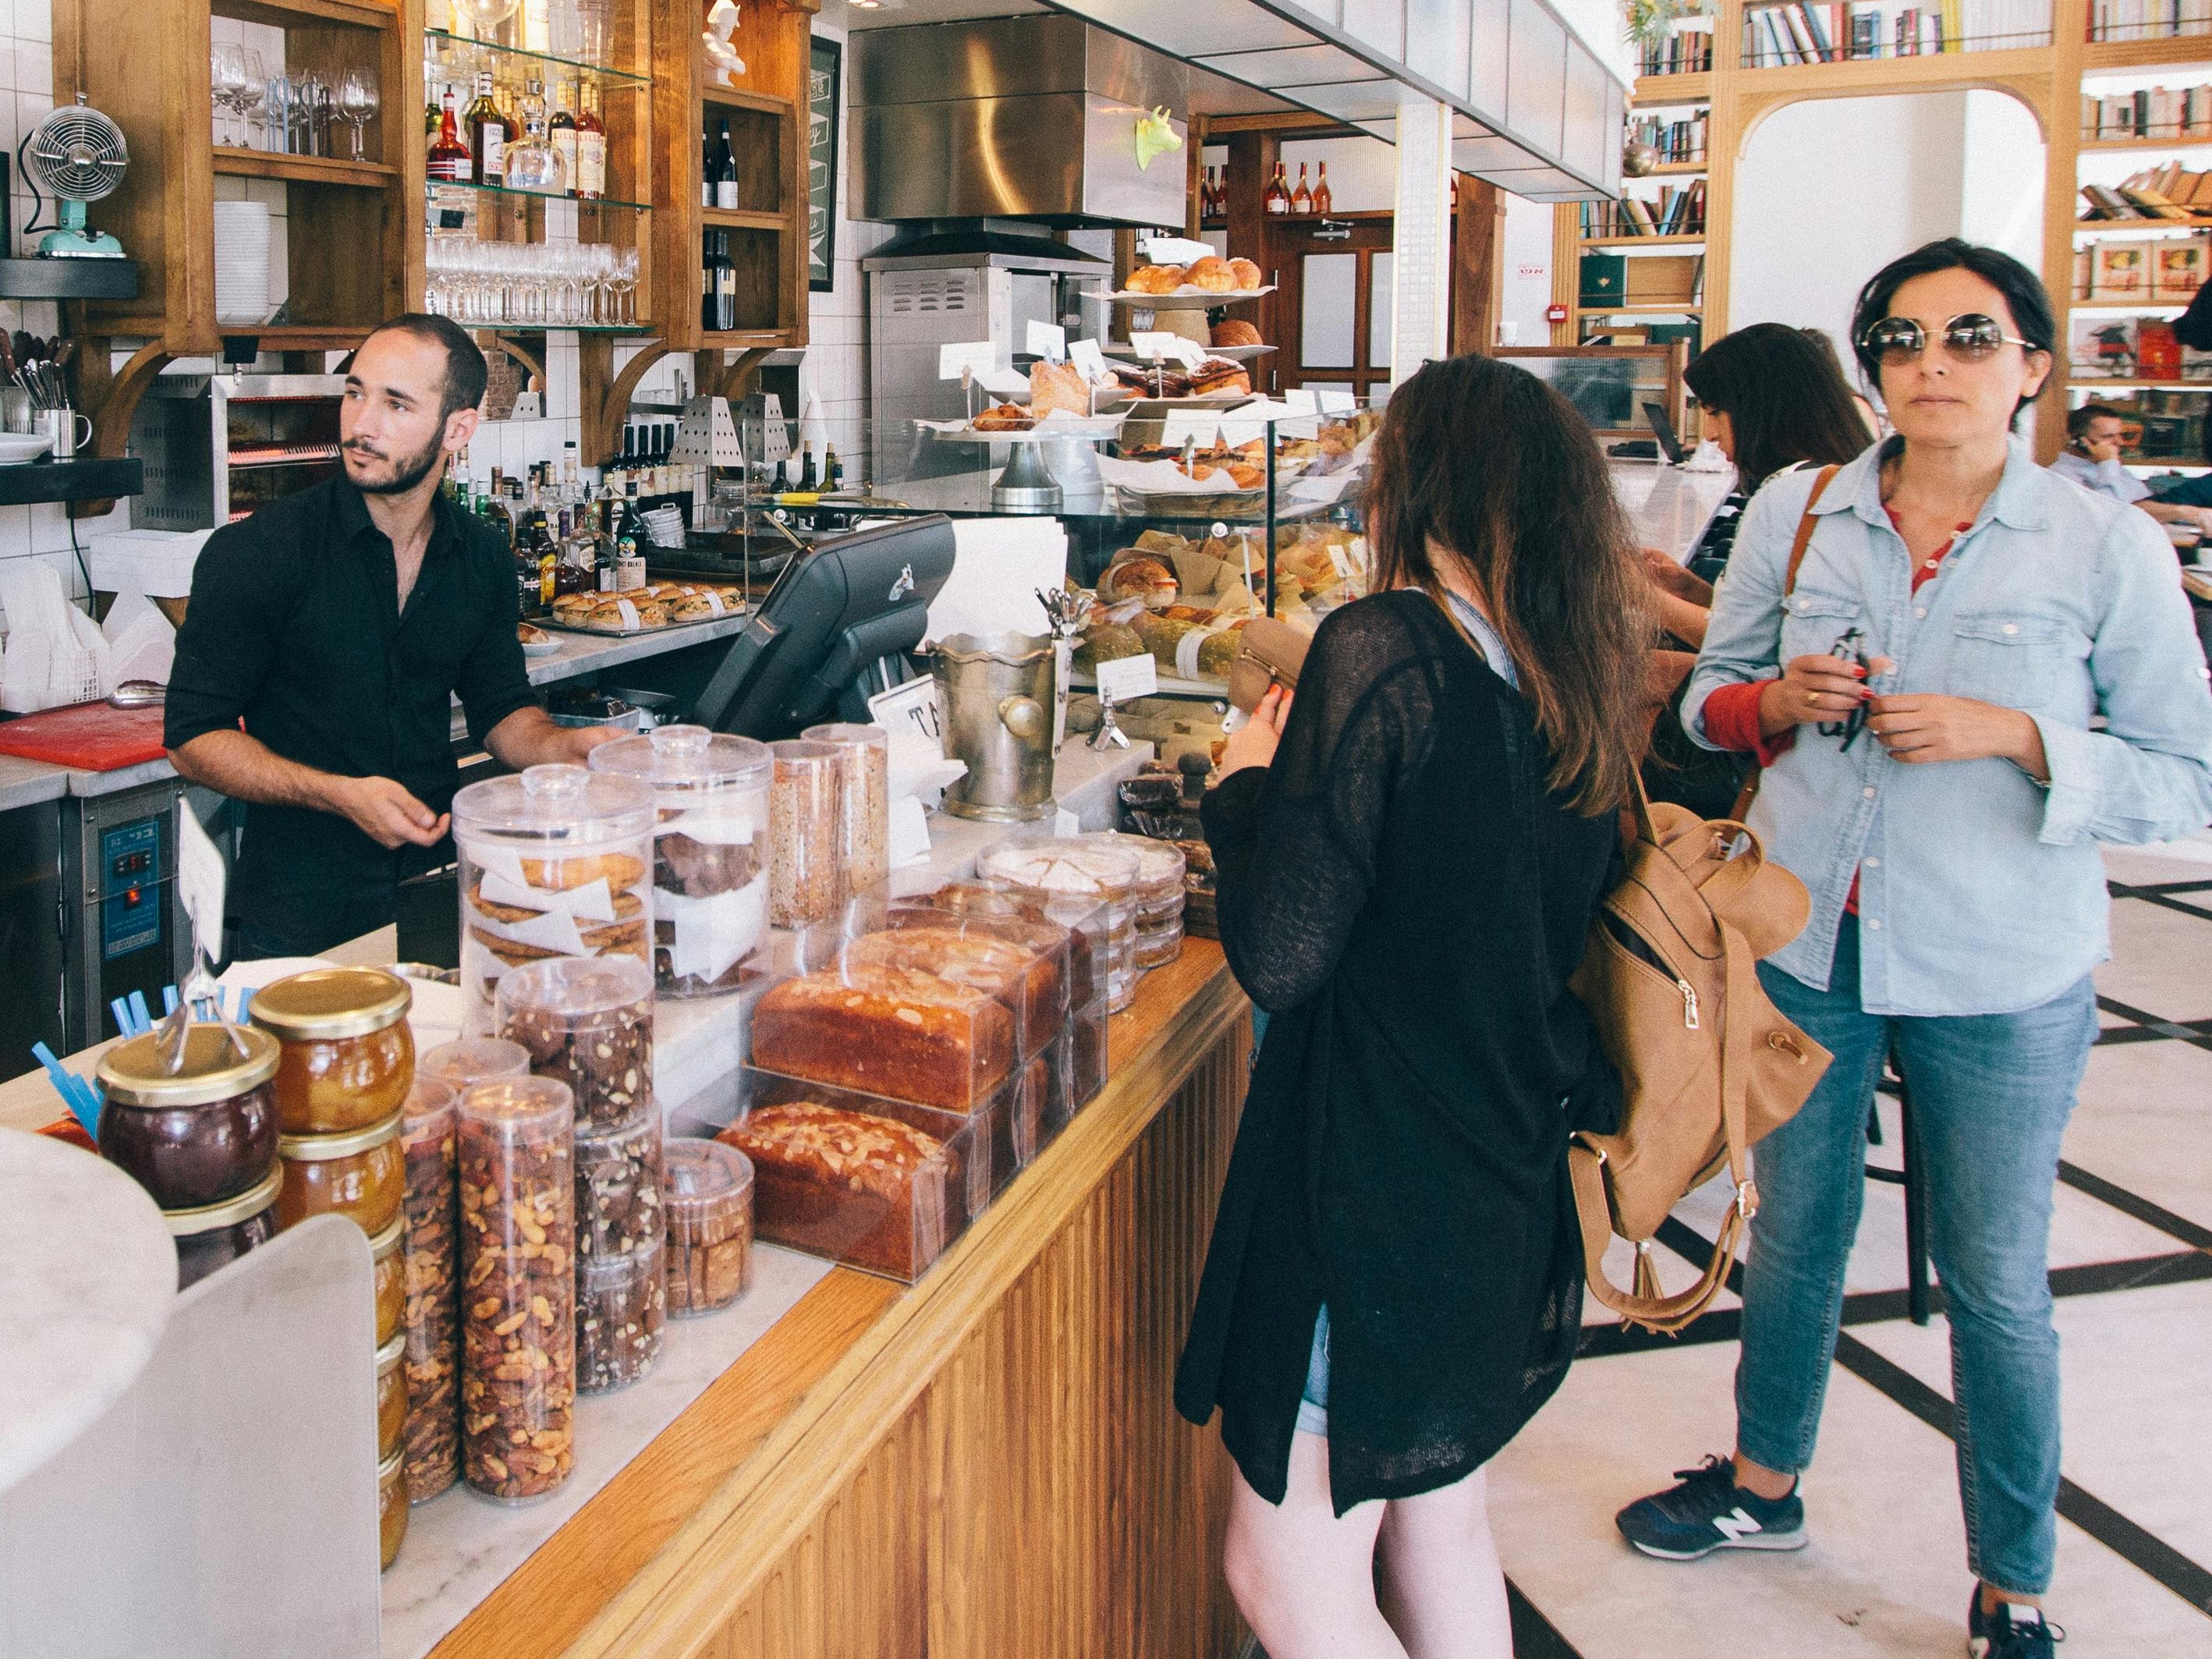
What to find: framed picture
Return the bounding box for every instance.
[808,36,840,292]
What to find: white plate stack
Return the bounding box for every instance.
[213,202,274,326]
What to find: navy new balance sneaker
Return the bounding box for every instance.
[1614,1453,1809,1561]
[1969,1590,2062,1659]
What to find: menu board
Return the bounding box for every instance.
[808,37,840,292]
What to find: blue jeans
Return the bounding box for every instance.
[1735,918,2095,1597]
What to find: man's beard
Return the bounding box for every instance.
[345,431,446,496]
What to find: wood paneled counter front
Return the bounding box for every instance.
[432,941,1251,1659]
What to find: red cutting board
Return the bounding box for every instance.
[0,700,170,771]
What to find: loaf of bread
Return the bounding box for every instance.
[921,881,1101,1010]
[1101,556,1179,607]
[1127,262,1186,294]
[1184,255,1235,293]
[719,1101,952,1280]
[1213,318,1263,348]
[1228,257,1264,291]
[751,960,1016,1109]
[859,914,1069,1058]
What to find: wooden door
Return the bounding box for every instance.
[1262,217,1397,399]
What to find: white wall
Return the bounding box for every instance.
[1731,90,2044,381]
[1498,191,1557,347]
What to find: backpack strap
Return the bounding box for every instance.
[1726,463,1845,825]
[1567,919,1764,1335]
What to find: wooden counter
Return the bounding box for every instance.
[431,940,1252,1659]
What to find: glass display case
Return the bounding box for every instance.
[1492,344,1689,444]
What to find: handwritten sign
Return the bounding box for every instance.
[1094,654,1159,702]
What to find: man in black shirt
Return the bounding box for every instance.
[165,314,614,958]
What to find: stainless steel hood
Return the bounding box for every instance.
[849,16,1193,229]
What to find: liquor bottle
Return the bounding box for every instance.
[466,71,507,186]
[701,129,713,208]
[1312,161,1332,215]
[428,85,473,183]
[796,441,817,491]
[574,83,607,201]
[700,228,719,333]
[560,441,580,512]
[771,456,790,496]
[505,76,565,193]
[1264,161,1289,214]
[548,79,578,197]
[824,444,843,491]
[615,484,647,569]
[712,119,740,209]
[714,229,738,331]
[1292,162,1313,214]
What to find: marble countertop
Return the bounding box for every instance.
[0,755,68,814]
[1608,458,1738,562]
[0,1129,176,1494]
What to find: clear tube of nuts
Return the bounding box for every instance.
[800,722,891,896]
[400,1076,461,1501]
[496,955,654,1136]
[457,1076,576,1506]
[576,1113,664,1265]
[577,1243,667,1393]
[767,739,844,928]
[663,1136,754,1317]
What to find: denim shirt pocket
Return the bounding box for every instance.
[1946,612,2071,709]
[1778,587,1864,665]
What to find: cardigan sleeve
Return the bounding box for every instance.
[1202,601,1437,1014]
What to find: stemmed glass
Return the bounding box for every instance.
[337,68,379,160]
[211,44,250,147]
[233,49,267,151]
[608,248,639,326]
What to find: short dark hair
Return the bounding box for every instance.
[2068,401,2123,438]
[359,313,488,424]
[1683,322,1873,492]
[1848,239,2055,420]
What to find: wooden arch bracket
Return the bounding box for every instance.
[69,339,173,520]
[578,337,672,466]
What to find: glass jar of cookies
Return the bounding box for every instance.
[452,763,657,1037]
[589,725,773,998]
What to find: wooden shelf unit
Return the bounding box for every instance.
[1554,0,2212,459]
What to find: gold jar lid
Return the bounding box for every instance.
[98,1025,281,1110]
[161,1164,282,1235]
[378,1445,405,1484]
[375,1329,405,1375]
[250,967,413,1043]
[278,1109,404,1162]
[369,1212,404,1262]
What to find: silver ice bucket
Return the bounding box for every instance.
[931,631,1058,822]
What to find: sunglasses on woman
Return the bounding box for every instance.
[1859,313,2041,367]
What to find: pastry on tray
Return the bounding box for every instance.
[1100,556,1180,608]
[1126,262,1186,294]
[1228,257,1264,290]
[972,402,1037,431]
[1183,255,1235,293]
[1212,318,1263,348]
[1029,358,1093,419]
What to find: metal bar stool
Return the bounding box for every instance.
[1866,1060,1934,1325]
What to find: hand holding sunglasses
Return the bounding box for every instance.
[1859,312,2043,367]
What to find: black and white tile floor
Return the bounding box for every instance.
[1236,838,2212,1658]
[1491,838,2212,1657]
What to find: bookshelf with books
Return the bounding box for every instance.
[1741,0,2053,63]
[1642,19,1720,75]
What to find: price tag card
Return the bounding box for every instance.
[868,674,947,746]
[1025,320,1068,362]
[938,341,998,381]
[1069,337,1110,381]
[1129,331,1210,369]
[1317,388,1357,413]
[176,798,228,956]
[1095,653,1159,702]
[1283,388,1318,414]
[1159,411,1225,449]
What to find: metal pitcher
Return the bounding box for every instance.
[931,631,1059,822]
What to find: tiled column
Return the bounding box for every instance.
[1391,90,1453,385]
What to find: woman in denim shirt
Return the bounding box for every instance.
[1615,239,2212,1658]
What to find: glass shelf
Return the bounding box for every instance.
[428,178,651,211]
[425,29,649,88]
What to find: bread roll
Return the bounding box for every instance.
[1029,358,1092,419]
[1101,556,1180,607]
[1127,263,1186,295]
[1184,256,1235,293]
[1228,257,1264,290]
[1212,318,1263,348]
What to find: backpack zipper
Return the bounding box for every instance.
[1678,980,1700,1030]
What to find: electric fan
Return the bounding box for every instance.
[23,94,129,258]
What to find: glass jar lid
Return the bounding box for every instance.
[402,1076,459,1128]
[278,1109,405,1161]
[98,1024,281,1109]
[456,1075,575,1138]
[375,1329,405,1375]
[161,1164,282,1235]
[664,1136,753,1207]
[417,1038,530,1090]
[379,1445,405,1484]
[451,762,656,845]
[250,966,413,1042]
[799,721,890,752]
[977,835,1143,899]
[496,953,653,1019]
[369,1212,404,1261]
[589,724,772,796]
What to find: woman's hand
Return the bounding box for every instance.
[1757,652,1895,739]
[1218,686,1292,778]
[1643,548,1713,606]
[1867,693,2049,778]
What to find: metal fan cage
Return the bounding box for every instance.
[27,102,129,203]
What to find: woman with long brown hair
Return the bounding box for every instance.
[1176,354,1648,1657]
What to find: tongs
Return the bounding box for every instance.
[156,941,250,1074]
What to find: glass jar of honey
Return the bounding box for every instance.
[276,1111,405,1237]
[378,1446,410,1570]
[370,1212,405,1348]
[96,1024,280,1211]
[251,967,416,1134]
[375,1328,408,1462]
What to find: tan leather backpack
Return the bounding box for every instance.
[1567,786,1833,1334]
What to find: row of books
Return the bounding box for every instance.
[2081,83,2212,141]
[1629,112,1710,165]
[2079,166,2212,218]
[2074,233,2211,299]
[2069,316,2212,380]
[1579,183,1709,239]
[1638,26,1716,76]
[2086,0,2212,41]
[1742,0,2047,62]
